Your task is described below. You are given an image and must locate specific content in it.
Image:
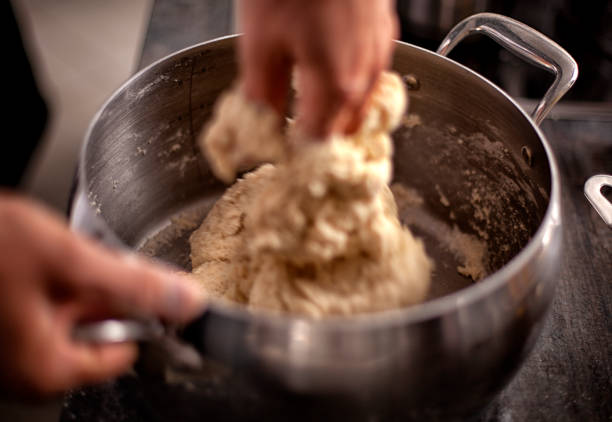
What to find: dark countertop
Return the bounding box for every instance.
[57,1,611,421]
[486,117,612,421]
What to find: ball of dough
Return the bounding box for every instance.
[190,71,432,317]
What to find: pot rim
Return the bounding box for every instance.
[78,34,562,329]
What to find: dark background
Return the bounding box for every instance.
[397,0,612,102]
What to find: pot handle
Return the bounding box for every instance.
[437,12,578,126]
[584,175,612,228]
[73,318,207,371]
[72,319,165,343]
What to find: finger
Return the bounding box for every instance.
[76,247,205,323]
[344,20,396,135]
[344,1,397,134]
[344,67,383,135]
[378,12,397,71]
[239,34,292,116]
[390,10,400,43]
[341,61,381,136]
[296,22,378,137]
[47,231,206,323]
[296,62,373,138]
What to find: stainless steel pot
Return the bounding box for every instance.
[70,13,581,420]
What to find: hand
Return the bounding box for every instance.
[239,0,398,137]
[0,193,205,397]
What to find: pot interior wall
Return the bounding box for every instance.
[390,43,551,288]
[83,37,551,299]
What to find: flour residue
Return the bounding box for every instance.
[87,192,102,215]
[391,183,489,282]
[166,154,198,178]
[140,207,206,256]
[435,184,450,207]
[448,226,488,280]
[137,198,218,270]
[127,74,171,102]
[402,113,422,128]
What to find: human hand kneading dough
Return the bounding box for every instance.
[239,0,398,137]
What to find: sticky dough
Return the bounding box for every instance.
[191,72,432,317]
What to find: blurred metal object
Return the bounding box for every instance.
[70,14,580,419]
[585,175,612,227]
[437,13,578,125]
[73,319,164,343]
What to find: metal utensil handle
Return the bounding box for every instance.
[584,175,612,227]
[73,319,164,343]
[437,12,578,126]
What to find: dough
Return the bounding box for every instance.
[201,89,286,183]
[191,72,432,317]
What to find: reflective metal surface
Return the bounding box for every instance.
[73,319,164,343]
[584,175,612,227]
[70,14,576,419]
[437,13,578,125]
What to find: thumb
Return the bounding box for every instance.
[54,233,206,324]
[93,252,206,323]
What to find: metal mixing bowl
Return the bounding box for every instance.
[70,13,578,420]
